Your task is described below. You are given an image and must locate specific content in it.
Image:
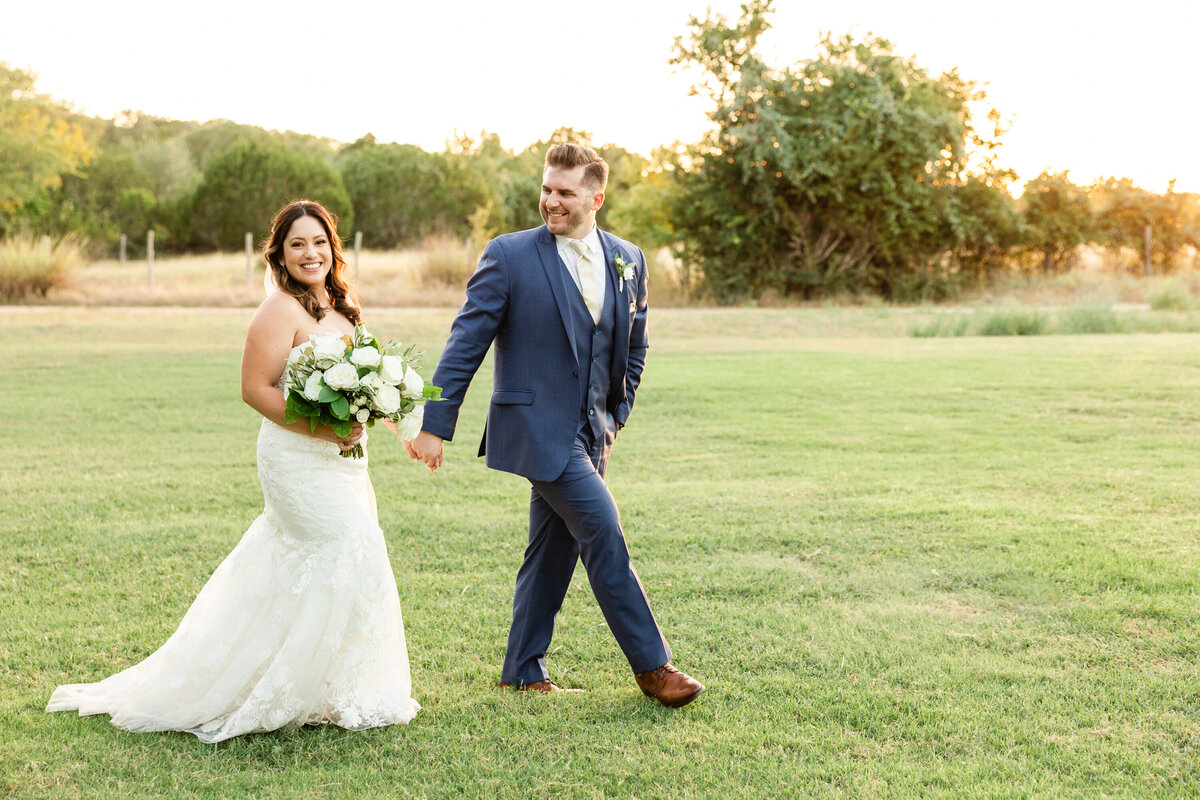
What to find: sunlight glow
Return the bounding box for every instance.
[2,0,1195,193]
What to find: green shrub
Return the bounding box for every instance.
[1059,304,1124,334]
[188,139,353,251]
[0,235,83,301]
[908,314,969,338]
[976,308,1048,336]
[1147,279,1193,311]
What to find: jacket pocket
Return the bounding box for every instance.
[491,389,534,405]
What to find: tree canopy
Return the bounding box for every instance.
[0,63,92,234]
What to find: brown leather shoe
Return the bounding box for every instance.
[634,664,704,708]
[499,679,582,693]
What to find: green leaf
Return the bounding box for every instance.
[317,383,340,403]
[331,419,352,437]
[330,395,350,420]
[423,385,443,400]
[285,392,317,425]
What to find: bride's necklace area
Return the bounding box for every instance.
[309,290,334,312]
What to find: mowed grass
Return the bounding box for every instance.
[2,307,1199,799]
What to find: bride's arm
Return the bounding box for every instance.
[240,295,361,445]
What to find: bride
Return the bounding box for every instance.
[46,200,420,742]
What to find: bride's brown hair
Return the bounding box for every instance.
[263,200,361,325]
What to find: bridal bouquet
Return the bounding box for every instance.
[282,325,441,458]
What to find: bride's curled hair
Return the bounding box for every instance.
[263,200,361,325]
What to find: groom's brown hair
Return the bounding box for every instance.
[545,143,609,192]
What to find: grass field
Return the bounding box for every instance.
[2,306,1199,799]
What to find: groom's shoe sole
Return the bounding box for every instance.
[641,685,704,708]
[499,679,582,693]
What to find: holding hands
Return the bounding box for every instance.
[404,431,443,472]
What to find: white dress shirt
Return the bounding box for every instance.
[554,226,607,309]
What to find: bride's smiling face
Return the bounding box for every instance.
[281,215,333,289]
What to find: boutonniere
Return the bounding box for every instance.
[613,254,635,291]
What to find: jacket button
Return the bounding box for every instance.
[588,409,595,416]
[572,370,579,377]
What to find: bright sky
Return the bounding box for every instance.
[3,0,1197,193]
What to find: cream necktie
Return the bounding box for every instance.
[568,239,601,324]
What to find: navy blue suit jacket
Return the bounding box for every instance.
[422,225,650,482]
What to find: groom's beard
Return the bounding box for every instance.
[540,205,595,239]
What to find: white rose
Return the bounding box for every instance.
[311,335,346,369]
[379,355,405,385]
[397,404,424,441]
[355,408,371,423]
[401,366,424,399]
[323,363,359,391]
[303,370,325,402]
[358,371,384,393]
[349,347,382,368]
[374,384,402,415]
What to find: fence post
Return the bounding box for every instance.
[147,230,155,288]
[354,231,362,280]
[1144,224,1152,276]
[119,233,127,264]
[245,232,253,285]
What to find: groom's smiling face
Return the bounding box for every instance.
[540,165,604,239]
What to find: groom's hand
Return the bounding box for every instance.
[404,431,444,472]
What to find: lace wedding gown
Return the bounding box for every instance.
[46,415,420,743]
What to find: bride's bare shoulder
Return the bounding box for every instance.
[247,290,309,339]
[252,290,308,321]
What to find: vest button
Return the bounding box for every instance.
[588,409,595,416]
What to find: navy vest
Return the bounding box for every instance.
[564,257,617,444]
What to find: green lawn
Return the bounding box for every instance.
[2,307,1198,799]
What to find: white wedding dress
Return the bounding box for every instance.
[46,415,420,743]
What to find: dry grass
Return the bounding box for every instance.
[45,248,469,309]
[958,246,1200,308]
[411,236,479,290]
[0,235,85,301]
[39,239,695,309]
[32,239,1200,312]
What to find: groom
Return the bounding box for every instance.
[406,143,703,707]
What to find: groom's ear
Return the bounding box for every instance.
[590,190,605,211]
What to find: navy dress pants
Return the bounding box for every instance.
[500,435,671,686]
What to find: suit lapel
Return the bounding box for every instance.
[535,226,579,363]
[599,230,630,370]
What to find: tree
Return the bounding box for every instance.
[187,138,353,251]
[606,145,686,252]
[0,63,93,233]
[1020,171,1094,273]
[336,136,485,248]
[1092,178,1199,271]
[669,0,1005,300]
[52,151,157,249]
[943,173,1025,287]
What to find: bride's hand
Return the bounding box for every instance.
[317,421,363,447]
